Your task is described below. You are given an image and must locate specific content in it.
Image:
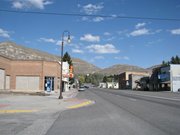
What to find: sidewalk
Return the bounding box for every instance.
[44,88,78,99]
[0,88,80,115]
[0,89,94,135]
[0,88,78,97]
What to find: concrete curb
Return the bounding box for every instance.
[0,90,50,96]
[62,89,78,99]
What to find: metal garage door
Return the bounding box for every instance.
[6,76,10,90]
[0,69,5,89]
[16,76,39,90]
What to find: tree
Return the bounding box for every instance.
[103,76,108,83]
[83,73,104,86]
[85,75,91,83]
[162,55,180,66]
[175,55,180,64]
[162,60,169,66]
[102,75,114,82]
[170,55,180,64]
[171,56,176,64]
[162,60,166,65]
[63,52,73,66]
[78,75,85,85]
[114,74,119,82]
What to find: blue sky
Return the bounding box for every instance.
[0,0,180,69]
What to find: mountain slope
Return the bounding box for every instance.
[97,64,150,75]
[0,42,154,76]
[146,64,162,70]
[72,58,101,75]
[0,41,100,75]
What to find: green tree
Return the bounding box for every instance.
[78,75,85,85]
[103,75,114,82]
[103,76,108,82]
[175,55,180,64]
[85,75,91,83]
[170,55,180,64]
[84,74,102,85]
[171,56,176,64]
[114,75,119,82]
[162,60,169,66]
[63,52,73,66]
[162,60,166,65]
[162,55,180,66]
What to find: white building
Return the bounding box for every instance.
[99,82,119,89]
[99,83,106,88]
[159,64,180,92]
[170,65,180,92]
[62,62,70,92]
[106,82,119,89]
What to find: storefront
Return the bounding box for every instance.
[0,42,61,92]
[159,64,180,92]
[44,76,54,92]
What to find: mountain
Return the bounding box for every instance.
[97,64,151,75]
[72,58,101,75]
[0,41,100,75]
[146,64,162,70]
[0,42,155,76]
[0,41,58,61]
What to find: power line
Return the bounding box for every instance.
[0,9,180,21]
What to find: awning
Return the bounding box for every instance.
[160,81,170,84]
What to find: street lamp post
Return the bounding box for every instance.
[59,30,71,99]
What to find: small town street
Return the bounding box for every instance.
[1,88,180,135]
[0,90,92,135]
[1,1,180,135]
[46,88,180,135]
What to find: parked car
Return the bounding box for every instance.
[78,86,86,91]
[84,86,89,89]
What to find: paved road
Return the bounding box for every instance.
[46,88,180,135]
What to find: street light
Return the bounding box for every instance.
[59,30,71,99]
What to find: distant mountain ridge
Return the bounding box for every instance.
[72,58,101,75]
[146,64,162,70]
[0,41,100,75]
[96,64,151,75]
[0,41,153,75]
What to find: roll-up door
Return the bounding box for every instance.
[16,76,39,90]
[6,76,10,89]
[0,69,5,89]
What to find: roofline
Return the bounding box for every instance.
[0,54,60,63]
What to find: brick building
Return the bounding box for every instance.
[0,42,61,92]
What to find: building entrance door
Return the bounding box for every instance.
[44,77,54,92]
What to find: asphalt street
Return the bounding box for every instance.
[46,88,180,135]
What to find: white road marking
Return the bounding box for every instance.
[126,93,180,102]
[128,98,137,101]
